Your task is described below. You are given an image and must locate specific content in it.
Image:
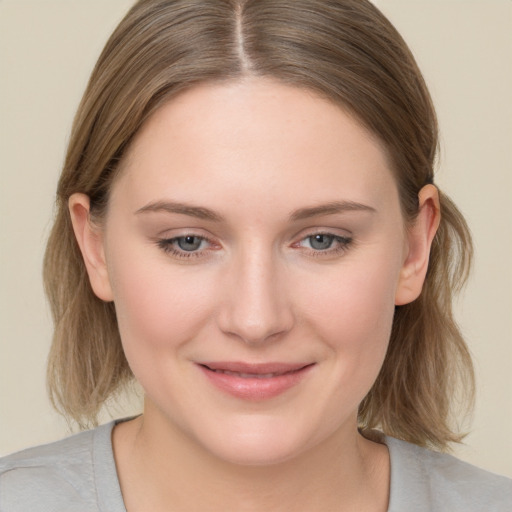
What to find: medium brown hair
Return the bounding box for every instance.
[44,0,474,449]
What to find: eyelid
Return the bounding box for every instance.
[291,229,354,257]
[154,227,353,260]
[155,232,221,259]
[291,226,352,244]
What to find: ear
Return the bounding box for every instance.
[68,193,114,302]
[395,184,441,306]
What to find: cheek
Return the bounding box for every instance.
[294,260,399,431]
[299,253,400,380]
[107,249,215,363]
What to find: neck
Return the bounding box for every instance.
[113,409,389,512]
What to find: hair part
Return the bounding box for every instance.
[44,0,474,448]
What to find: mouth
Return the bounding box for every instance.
[209,370,293,379]
[196,361,315,400]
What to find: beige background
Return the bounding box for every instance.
[1,0,511,477]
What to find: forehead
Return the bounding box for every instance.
[113,78,398,216]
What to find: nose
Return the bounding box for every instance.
[217,247,294,344]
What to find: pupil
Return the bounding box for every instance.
[178,236,201,251]
[310,234,333,250]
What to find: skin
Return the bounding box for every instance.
[70,78,440,511]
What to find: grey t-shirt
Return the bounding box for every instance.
[0,420,511,511]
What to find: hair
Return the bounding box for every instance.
[44,0,474,449]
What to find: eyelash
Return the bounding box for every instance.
[156,232,353,260]
[157,235,215,259]
[294,233,353,258]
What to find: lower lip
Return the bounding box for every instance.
[197,364,314,400]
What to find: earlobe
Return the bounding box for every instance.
[395,184,441,306]
[68,193,114,302]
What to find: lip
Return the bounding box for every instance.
[196,361,315,400]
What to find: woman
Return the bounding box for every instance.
[1,0,510,510]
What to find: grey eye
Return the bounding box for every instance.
[176,236,203,251]
[309,234,335,250]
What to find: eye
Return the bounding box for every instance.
[294,232,353,257]
[175,235,204,252]
[307,234,337,250]
[157,234,215,259]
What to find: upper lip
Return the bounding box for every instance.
[198,361,313,375]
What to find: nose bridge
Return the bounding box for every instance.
[218,241,293,343]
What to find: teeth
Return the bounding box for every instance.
[215,370,281,378]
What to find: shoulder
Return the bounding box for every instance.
[385,436,512,512]
[0,421,123,512]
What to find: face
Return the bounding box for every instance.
[78,78,425,465]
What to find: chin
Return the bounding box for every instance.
[205,436,304,467]
[190,414,322,467]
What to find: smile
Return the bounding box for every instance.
[197,362,315,400]
[211,370,289,379]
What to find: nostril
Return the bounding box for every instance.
[215,260,294,343]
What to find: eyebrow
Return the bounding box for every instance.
[135,199,376,223]
[135,201,224,222]
[289,201,376,221]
